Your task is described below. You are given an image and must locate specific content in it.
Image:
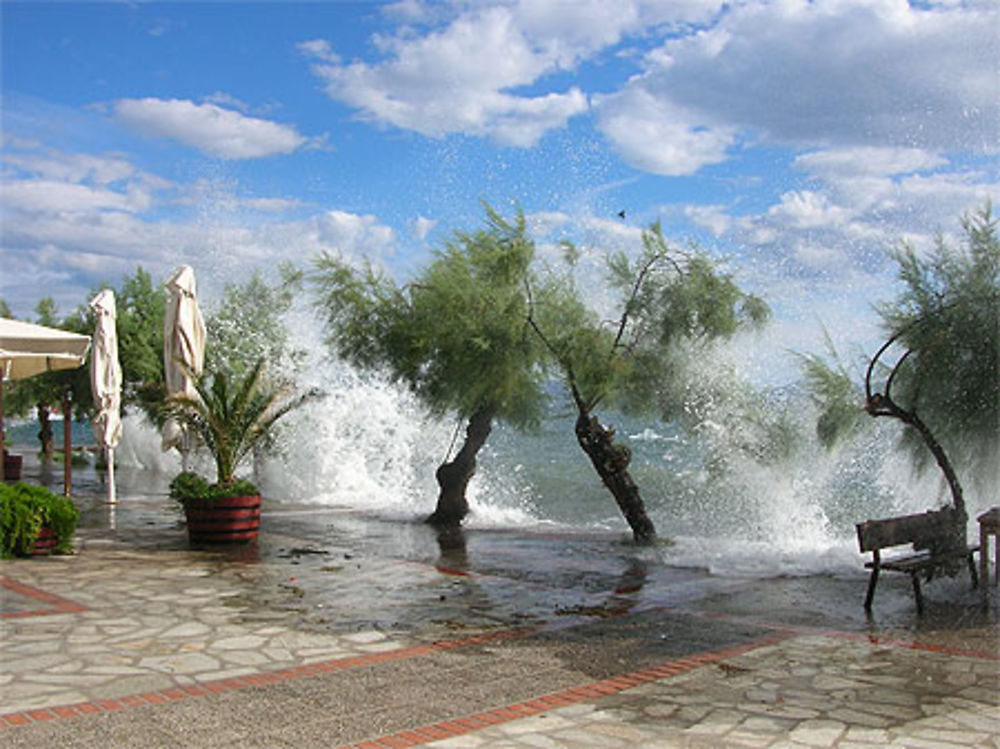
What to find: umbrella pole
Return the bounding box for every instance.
[1,375,5,483]
[107,446,117,504]
[63,389,72,497]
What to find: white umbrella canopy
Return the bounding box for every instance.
[0,318,92,379]
[0,318,91,481]
[162,266,206,465]
[89,290,122,503]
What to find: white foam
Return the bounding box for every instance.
[110,324,994,581]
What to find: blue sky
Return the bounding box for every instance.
[2,0,997,382]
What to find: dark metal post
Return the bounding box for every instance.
[63,388,72,497]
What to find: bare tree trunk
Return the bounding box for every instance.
[867,393,966,521]
[426,405,496,527]
[37,403,54,456]
[575,412,657,544]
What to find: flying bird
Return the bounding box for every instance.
[617,210,626,220]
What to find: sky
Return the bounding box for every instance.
[2,0,998,384]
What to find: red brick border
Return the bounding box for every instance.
[0,577,87,619]
[0,626,535,729]
[333,631,794,749]
[3,585,993,738]
[693,609,1000,661]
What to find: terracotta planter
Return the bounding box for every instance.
[182,494,261,544]
[32,526,57,555]
[3,453,23,481]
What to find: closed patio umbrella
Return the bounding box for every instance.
[162,266,206,470]
[89,290,122,504]
[0,318,91,482]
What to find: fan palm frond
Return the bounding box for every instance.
[166,357,316,487]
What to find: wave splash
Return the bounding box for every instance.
[112,338,992,578]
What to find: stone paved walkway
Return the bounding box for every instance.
[2,494,998,747]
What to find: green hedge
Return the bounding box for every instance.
[0,483,79,558]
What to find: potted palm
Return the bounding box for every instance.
[1,482,79,557]
[166,358,312,544]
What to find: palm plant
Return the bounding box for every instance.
[167,357,313,491]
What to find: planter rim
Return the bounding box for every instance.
[178,493,262,505]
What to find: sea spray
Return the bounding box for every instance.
[259,360,447,517]
[106,308,989,577]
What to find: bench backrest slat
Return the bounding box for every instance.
[856,508,963,553]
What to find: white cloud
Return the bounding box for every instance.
[768,190,852,231]
[595,86,736,175]
[685,204,732,237]
[304,1,695,145]
[413,215,436,241]
[297,39,340,64]
[1,146,172,222]
[304,7,589,146]
[3,151,139,186]
[526,210,572,237]
[113,98,309,159]
[0,139,399,315]
[720,164,999,287]
[380,0,438,25]
[794,147,947,179]
[2,179,149,214]
[596,0,999,174]
[202,91,251,113]
[244,197,303,213]
[313,210,398,256]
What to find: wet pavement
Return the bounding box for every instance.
[1,457,998,747]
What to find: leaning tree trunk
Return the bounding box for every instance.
[865,337,968,524]
[575,411,657,544]
[426,405,496,528]
[867,393,966,522]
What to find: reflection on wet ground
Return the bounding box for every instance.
[16,450,1000,647]
[2,452,998,747]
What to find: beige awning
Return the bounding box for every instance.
[0,318,91,380]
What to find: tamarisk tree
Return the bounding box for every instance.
[530,223,768,544]
[312,207,545,527]
[802,205,1000,521]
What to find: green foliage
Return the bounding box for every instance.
[166,357,314,488]
[800,354,864,449]
[796,330,866,449]
[34,297,59,327]
[878,204,1000,481]
[168,471,258,501]
[534,221,769,417]
[800,204,999,499]
[529,275,617,411]
[115,268,167,423]
[206,265,305,384]
[0,482,79,558]
[312,205,546,430]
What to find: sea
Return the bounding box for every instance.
[6,336,993,581]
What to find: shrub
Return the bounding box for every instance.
[0,483,79,558]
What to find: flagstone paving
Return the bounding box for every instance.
[1,496,998,747]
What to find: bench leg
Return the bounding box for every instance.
[864,567,879,611]
[910,573,924,615]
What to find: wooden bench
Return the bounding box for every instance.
[857,507,979,614]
